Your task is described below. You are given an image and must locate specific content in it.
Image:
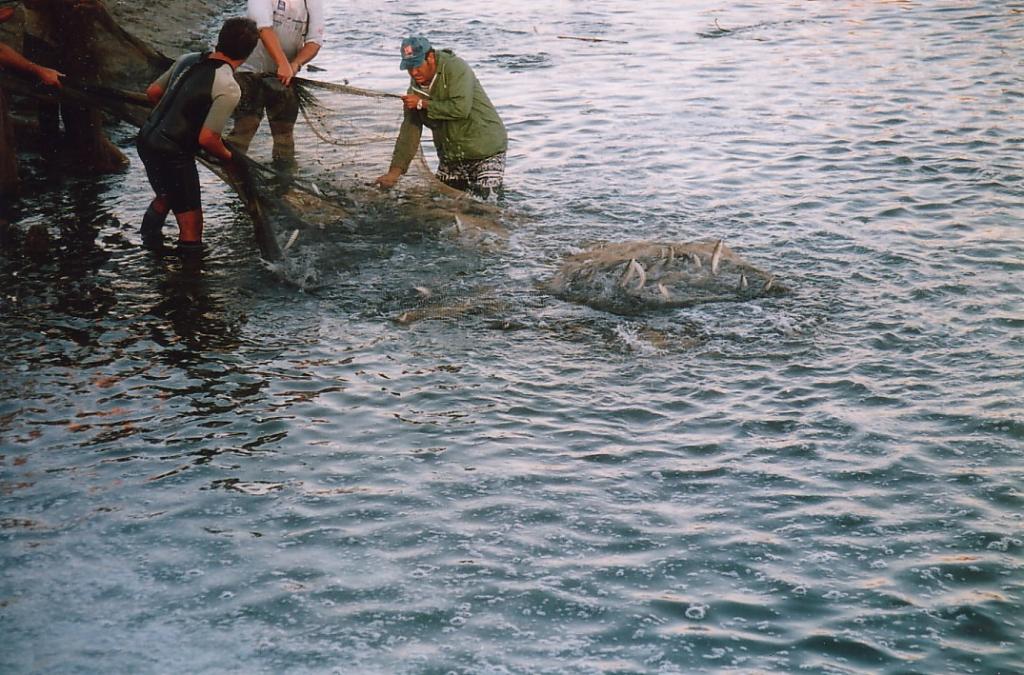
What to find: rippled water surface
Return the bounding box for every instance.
[2,1,1023,673]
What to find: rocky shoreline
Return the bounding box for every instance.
[0,0,242,63]
[105,0,244,60]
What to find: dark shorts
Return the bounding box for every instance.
[234,72,300,125]
[436,151,506,197]
[136,140,201,214]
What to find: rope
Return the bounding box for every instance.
[294,76,402,100]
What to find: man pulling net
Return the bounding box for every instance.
[374,36,508,202]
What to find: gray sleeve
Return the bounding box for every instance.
[249,0,273,29]
[151,56,184,90]
[306,0,325,46]
[202,65,241,134]
[155,52,201,92]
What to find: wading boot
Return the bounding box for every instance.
[140,205,167,250]
[174,240,204,257]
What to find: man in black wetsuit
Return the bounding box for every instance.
[136,17,259,252]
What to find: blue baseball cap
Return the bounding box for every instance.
[399,36,432,70]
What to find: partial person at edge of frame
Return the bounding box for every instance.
[0,1,63,201]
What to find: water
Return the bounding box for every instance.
[2,1,1023,672]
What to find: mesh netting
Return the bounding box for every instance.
[543,240,785,314]
[227,78,507,263]
[2,0,507,267]
[0,72,507,267]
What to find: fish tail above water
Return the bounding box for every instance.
[738,273,748,291]
[620,258,647,290]
[632,259,647,290]
[711,240,723,275]
[283,228,301,251]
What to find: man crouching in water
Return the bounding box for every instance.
[136,17,259,253]
[374,36,508,202]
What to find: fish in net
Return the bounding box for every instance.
[543,240,785,314]
[221,77,509,265]
[0,0,506,266]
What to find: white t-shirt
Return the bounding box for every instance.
[239,0,325,74]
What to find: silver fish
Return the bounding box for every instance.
[624,259,647,291]
[711,240,723,275]
[283,228,300,251]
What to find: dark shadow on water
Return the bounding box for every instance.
[1,150,247,369]
[144,250,245,358]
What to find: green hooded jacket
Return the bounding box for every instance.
[390,49,507,172]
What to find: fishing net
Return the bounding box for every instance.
[1,1,506,267]
[219,77,508,265]
[543,240,784,314]
[1,71,507,263]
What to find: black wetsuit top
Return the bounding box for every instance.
[138,53,221,156]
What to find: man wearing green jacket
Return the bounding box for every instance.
[374,36,507,199]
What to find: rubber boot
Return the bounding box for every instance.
[174,239,204,257]
[270,123,297,178]
[140,205,168,250]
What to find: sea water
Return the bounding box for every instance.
[1,1,1022,672]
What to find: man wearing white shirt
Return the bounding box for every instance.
[227,0,324,169]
